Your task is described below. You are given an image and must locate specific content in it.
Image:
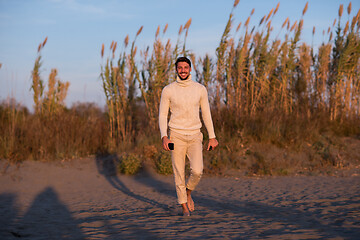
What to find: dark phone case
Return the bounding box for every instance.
[168,143,174,150]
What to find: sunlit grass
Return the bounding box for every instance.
[1,0,359,176]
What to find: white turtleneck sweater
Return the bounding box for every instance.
[159,74,216,139]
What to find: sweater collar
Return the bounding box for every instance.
[176,74,192,87]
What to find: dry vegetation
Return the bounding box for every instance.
[1,1,360,176]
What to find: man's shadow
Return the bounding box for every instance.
[95,152,171,212]
[0,187,85,239]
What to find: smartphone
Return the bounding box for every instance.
[168,143,174,150]
[209,146,212,151]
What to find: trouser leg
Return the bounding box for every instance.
[170,132,187,204]
[186,132,203,191]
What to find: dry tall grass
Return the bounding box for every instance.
[1,39,106,162]
[0,99,107,162]
[1,1,359,175]
[97,0,359,174]
[31,38,70,116]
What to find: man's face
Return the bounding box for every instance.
[176,61,191,80]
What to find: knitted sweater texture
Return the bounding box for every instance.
[159,75,216,139]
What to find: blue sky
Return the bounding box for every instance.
[0,0,358,110]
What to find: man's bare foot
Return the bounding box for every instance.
[181,203,190,216]
[186,188,195,212]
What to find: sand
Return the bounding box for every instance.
[0,157,359,240]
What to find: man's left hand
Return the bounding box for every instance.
[207,138,219,151]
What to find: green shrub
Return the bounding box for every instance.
[154,151,173,175]
[117,153,142,175]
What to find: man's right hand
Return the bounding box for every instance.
[162,136,172,151]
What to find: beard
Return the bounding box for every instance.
[177,72,190,80]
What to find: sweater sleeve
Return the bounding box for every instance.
[159,87,170,139]
[200,86,216,139]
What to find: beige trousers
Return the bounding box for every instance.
[169,130,203,204]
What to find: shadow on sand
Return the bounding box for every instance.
[95,153,172,212]
[94,152,360,239]
[0,187,85,239]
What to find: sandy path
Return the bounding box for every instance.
[0,157,359,239]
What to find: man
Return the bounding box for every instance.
[159,56,219,216]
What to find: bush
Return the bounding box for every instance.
[117,153,142,175]
[154,151,173,175]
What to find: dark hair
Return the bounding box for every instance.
[175,56,191,68]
